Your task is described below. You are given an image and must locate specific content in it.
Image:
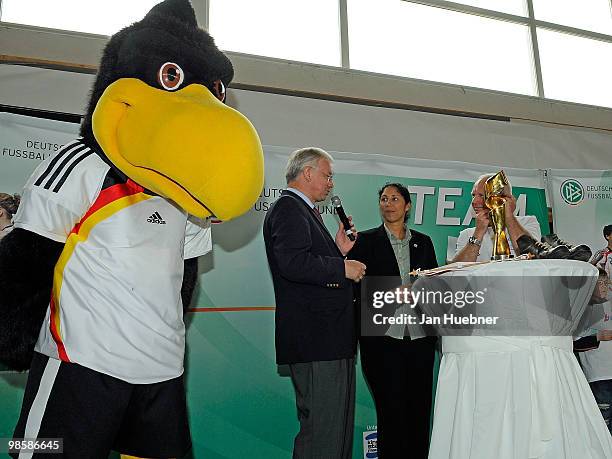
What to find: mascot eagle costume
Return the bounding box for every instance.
[0,0,263,457]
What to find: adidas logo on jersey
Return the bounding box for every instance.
[147,212,166,224]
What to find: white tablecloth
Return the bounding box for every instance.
[427,260,612,459]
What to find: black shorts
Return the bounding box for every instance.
[12,352,191,458]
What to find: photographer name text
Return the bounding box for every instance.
[372,313,499,326]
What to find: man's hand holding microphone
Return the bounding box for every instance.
[331,195,366,282]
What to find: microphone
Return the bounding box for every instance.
[331,195,355,241]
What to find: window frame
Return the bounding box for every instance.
[1,0,612,130]
[406,0,612,99]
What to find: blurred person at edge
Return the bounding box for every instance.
[591,224,612,295]
[347,182,438,458]
[573,225,612,434]
[574,267,612,434]
[0,193,20,241]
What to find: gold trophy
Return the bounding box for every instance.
[484,171,511,260]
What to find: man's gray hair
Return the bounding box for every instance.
[285,147,334,184]
[474,173,513,194]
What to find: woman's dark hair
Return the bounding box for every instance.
[604,224,612,238]
[378,183,411,222]
[0,193,20,216]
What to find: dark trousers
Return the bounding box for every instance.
[289,358,356,459]
[12,352,191,459]
[590,379,612,435]
[360,336,436,459]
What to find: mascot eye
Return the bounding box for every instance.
[212,79,226,102]
[158,62,185,91]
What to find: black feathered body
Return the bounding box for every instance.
[0,230,62,370]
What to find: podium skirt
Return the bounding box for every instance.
[428,336,612,459]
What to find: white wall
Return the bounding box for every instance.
[1,64,611,171]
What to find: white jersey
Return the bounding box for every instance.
[455,215,542,262]
[14,139,212,383]
[579,325,612,383]
[579,247,612,382]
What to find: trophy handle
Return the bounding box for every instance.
[487,196,511,259]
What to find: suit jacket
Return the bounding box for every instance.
[347,224,438,338]
[348,224,438,277]
[263,190,356,365]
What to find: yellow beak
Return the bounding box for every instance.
[92,78,264,220]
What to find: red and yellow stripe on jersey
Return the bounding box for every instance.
[50,179,150,361]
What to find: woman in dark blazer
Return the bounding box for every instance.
[348,183,438,459]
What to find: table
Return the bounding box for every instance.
[419,259,612,459]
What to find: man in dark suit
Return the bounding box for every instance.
[348,183,438,458]
[263,147,366,459]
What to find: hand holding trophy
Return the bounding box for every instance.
[484,170,512,260]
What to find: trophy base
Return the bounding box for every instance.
[491,254,513,261]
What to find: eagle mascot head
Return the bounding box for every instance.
[84,0,263,220]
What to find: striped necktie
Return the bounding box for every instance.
[311,206,324,224]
